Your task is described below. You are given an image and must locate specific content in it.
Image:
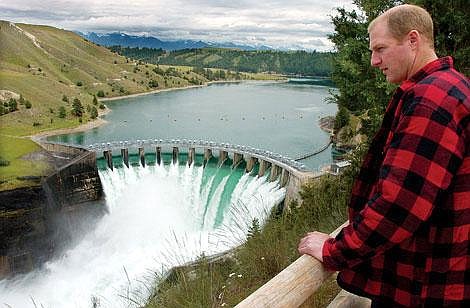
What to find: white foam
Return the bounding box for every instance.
[0,164,285,307]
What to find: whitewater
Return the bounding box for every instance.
[0,163,285,307]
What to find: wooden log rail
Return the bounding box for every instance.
[235,221,349,308]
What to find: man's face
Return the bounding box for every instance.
[369,20,414,84]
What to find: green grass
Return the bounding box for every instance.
[0,135,49,190]
[146,172,353,307]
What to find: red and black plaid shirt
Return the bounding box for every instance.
[322,57,470,307]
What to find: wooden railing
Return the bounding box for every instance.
[235,221,349,308]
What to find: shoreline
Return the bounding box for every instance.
[31,107,111,141]
[98,84,206,102]
[98,79,260,102]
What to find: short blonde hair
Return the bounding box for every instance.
[369,4,434,48]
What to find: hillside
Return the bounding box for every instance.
[0,20,277,190]
[110,47,333,76]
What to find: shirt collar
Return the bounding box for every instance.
[400,56,453,91]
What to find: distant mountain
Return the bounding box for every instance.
[78,32,272,51]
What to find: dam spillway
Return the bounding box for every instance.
[89,138,318,192]
[0,139,294,308]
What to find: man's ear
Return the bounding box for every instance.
[408,30,419,49]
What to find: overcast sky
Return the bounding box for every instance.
[0,0,357,51]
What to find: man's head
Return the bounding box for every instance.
[368,4,437,84]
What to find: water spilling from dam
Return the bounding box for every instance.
[0,162,285,307]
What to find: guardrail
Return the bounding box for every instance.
[86,138,312,173]
[235,221,349,308]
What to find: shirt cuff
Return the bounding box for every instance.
[322,237,342,271]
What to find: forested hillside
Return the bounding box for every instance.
[110,46,333,76]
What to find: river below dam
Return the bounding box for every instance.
[0,80,337,307]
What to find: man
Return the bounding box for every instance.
[298,4,469,307]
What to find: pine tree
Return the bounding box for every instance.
[71,98,84,117]
[58,106,66,118]
[90,106,98,119]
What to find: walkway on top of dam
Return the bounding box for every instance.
[85,138,326,179]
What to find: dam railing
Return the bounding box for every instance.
[86,138,311,173]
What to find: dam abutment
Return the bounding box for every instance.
[0,140,104,279]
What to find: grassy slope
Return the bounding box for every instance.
[0,21,277,190]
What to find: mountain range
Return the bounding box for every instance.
[78,32,273,51]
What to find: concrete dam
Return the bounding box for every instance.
[88,138,324,204]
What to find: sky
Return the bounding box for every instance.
[0,0,357,51]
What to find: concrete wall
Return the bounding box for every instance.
[285,171,317,205]
[0,143,104,279]
[42,150,102,210]
[37,141,87,158]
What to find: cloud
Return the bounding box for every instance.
[0,0,357,50]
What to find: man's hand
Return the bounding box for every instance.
[298,231,332,262]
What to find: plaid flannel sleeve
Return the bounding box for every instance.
[322,98,465,271]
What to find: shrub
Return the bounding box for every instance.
[148,79,159,88]
[99,103,106,109]
[33,122,41,126]
[96,90,105,97]
[62,94,69,102]
[334,105,350,131]
[58,106,66,118]
[76,81,83,86]
[25,100,32,109]
[8,98,18,111]
[90,106,98,119]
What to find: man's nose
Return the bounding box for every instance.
[370,52,381,67]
